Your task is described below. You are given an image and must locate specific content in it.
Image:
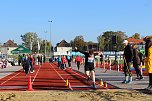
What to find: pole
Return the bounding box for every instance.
[44,31,47,56]
[48,20,52,57]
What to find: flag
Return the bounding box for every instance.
[37,40,40,51]
[30,42,33,51]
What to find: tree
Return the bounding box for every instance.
[21,32,39,53]
[72,35,86,50]
[97,35,105,51]
[102,31,115,51]
[40,40,51,56]
[21,32,52,54]
[97,31,127,51]
[132,33,140,39]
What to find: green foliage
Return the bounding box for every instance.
[97,35,105,51]
[21,32,38,50]
[21,32,52,55]
[132,33,140,39]
[97,31,127,51]
[72,35,86,50]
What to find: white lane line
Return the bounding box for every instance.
[0,72,21,85]
[70,70,87,79]
[32,65,41,84]
[49,63,73,90]
[49,64,66,82]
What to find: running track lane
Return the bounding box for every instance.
[0,63,116,91]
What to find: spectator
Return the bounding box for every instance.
[132,44,143,80]
[144,37,152,90]
[66,55,72,68]
[122,40,133,84]
[75,55,82,71]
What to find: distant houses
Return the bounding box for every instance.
[54,40,72,56]
[53,40,99,56]
[127,37,145,49]
[0,40,18,55]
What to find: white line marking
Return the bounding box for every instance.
[0,72,21,85]
[32,65,41,84]
[49,64,66,82]
[49,63,73,90]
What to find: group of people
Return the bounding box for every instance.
[57,55,72,70]
[122,40,143,84]
[19,54,46,76]
[73,36,152,90]
[19,54,35,75]
[121,36,152,91]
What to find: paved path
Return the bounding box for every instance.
[71,62,149,90]
[0,66,22,79]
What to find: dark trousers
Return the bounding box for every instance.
[77,61,80,70]
[58,61,61,67]
[30,65,34,72]
[61,64,65,69]
[133,63,142,77]
[149,73,152,86]
[25,66,29,74]
[68,60,71,67]
[123,61,132,77]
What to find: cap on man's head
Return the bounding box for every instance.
[123,40,128,44]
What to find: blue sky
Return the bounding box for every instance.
[0,0,152,46]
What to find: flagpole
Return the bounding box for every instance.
[48,20,52,57]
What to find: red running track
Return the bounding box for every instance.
[0,62,116,91]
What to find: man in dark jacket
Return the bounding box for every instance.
[122,40,133,84]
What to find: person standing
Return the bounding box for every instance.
[29,55,35,73]
[61,55,67,70]
[122,40,133,84]
[132,44,143,80]
[100,52,103,65]
[18,55,22,66]
[37,55,41,65]
[75,55,82,71]
[24,55,31,76]
[144,37,152,90]
[75,47,96,88]
[21,54,26,71]
[66,55,72,68]
[57,55,62,68]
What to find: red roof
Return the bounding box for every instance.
[127,37,144,44]
[2,40,18,47]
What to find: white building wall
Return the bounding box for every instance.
[0,47,17,55]
[54,47,72,56]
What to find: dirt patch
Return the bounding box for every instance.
[0,89,151,101]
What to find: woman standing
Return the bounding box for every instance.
[75,55,81,71]
[132,44,143,80]
[144,37,152,90]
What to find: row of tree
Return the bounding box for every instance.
[21,31,141,54]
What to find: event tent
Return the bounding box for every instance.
[11,45,31,54]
